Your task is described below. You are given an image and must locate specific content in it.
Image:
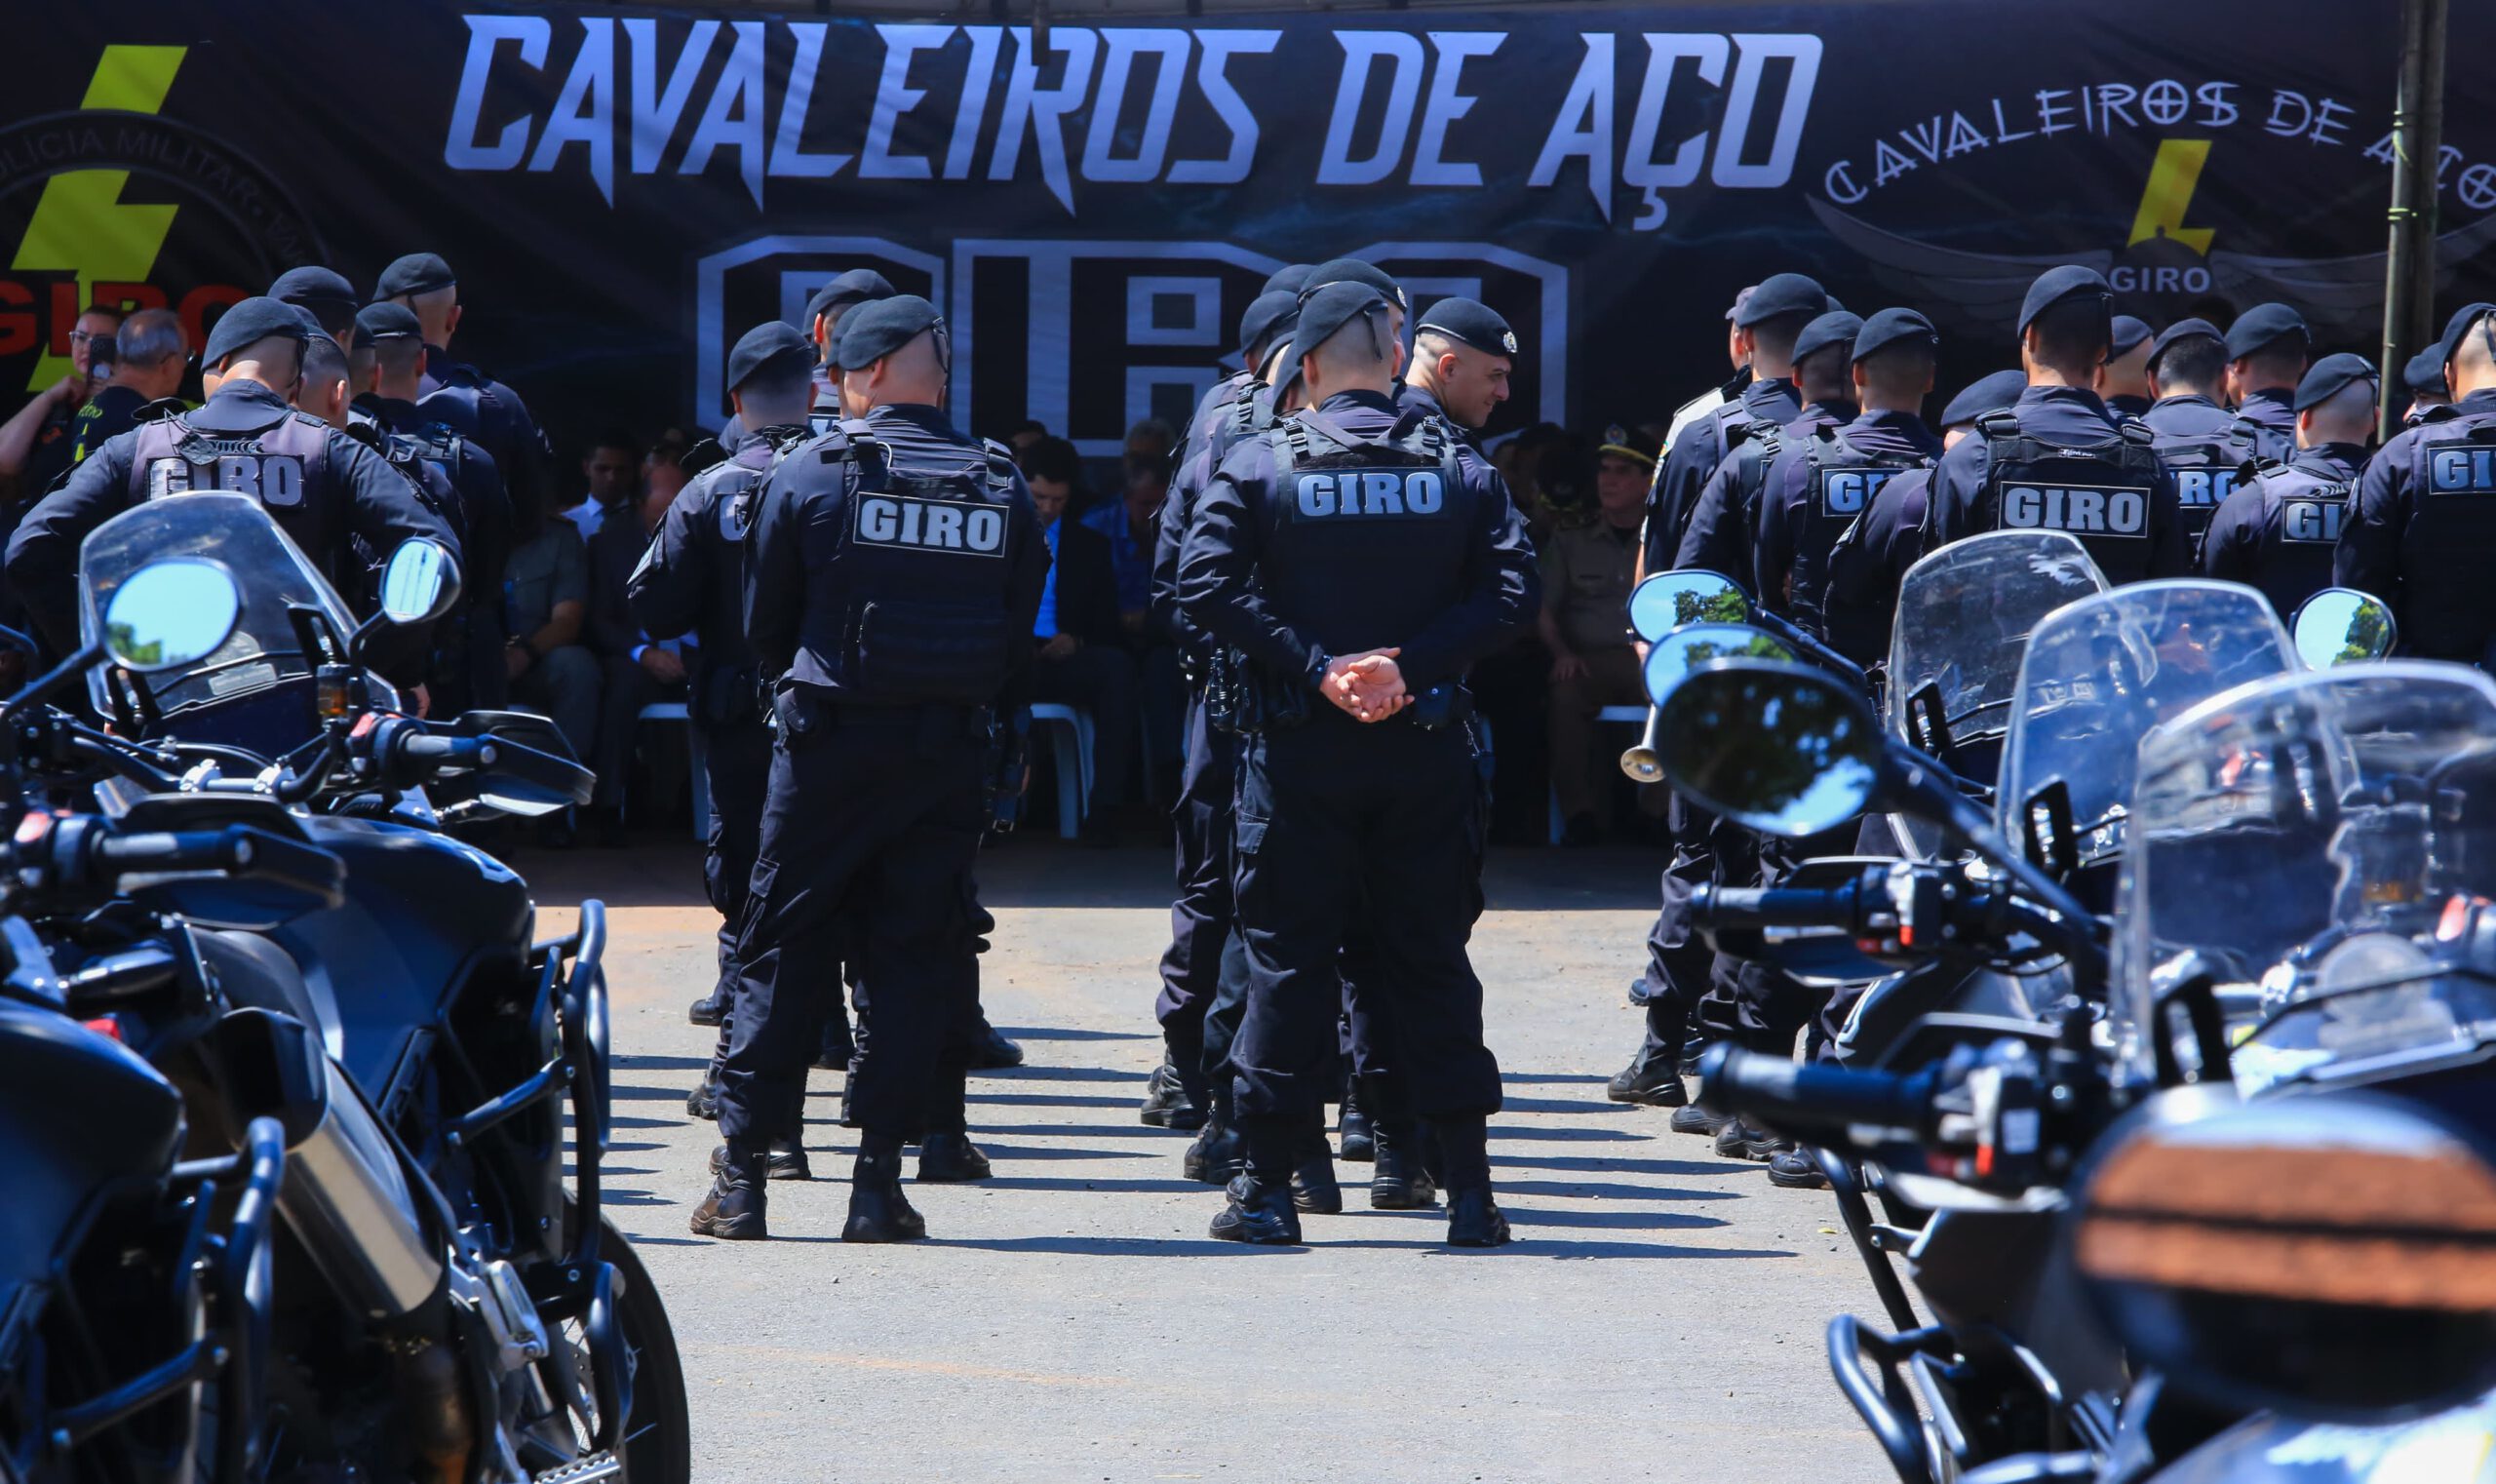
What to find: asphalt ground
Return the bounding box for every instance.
[523,837,1888,1482]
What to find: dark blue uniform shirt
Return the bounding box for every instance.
[1645,376,1800,575]
[1930,384,2188,583]
[1756,407,1941,626]
[420,345,551,535]
[2335,389,2496,661]
[1177,389,1538,694]
[2202,442,2366,621]
[1823,463,1937,666]
[631,426,802,720]
[2236,386,2301,459]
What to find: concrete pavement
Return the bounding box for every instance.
[523,839,1890,1482]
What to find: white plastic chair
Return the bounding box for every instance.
[1027,702,1095,840]
[637,701,706,840]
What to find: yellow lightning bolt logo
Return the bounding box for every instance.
[14,45,189,392]
[2127,139,2216,256]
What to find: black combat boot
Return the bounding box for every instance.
[838,1070,859,1129]
[1767,1143,1828,1190]
[917,1070,991,1182]
[764,1135,812,1182]
[1209,1174,1304,1245]
[1670,1103,1731,1136]
[1369,1120,1439,1210]
[1715,1119,1774,1161]
[1290,1119,1343,1215]
[685,1066,721,1120]
[813,1016,854,1073]
[1184,1085,1246,1185]
[1606,1055,1689,1108]
[971,1020,1025,1070]
[1139,1057,1208,1130]
[691,1144,768,1240]
[1445,1187,1513,1248]
[843,1138,927,1243]
[1434,1114,1510,1248]
[1336,1081,1376,1162]
[687,988,728,1027]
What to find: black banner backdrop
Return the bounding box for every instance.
[9,2,2494,459]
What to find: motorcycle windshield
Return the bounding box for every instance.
[77,492,365,735]
[2120,664,2496,1095]
[1997,580,2293,867]
[1882,531,2105,857]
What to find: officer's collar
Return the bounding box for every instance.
[2021,384,2111,413]
[1799,400,1858,424]
[2459,387,2496,412]
[1742,376,1796,408]
[1852,407,1930,435]
[2301,440,2369,467]
[2152,392,2221,411]
[1314,389,1399,416]
[211,377,291,409]
[2242,385,2295,408]
[866,402,954,435]
[370,395,425,422]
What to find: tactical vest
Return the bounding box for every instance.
[1790,426,1931,637]
[2241,457,2351,621]
[685,435,785,722]
[2399,408,2496,660]
[381,421,476,549]
[2147,413,2264,559]
[809,419,1025,705]
[129,405,330,510]
[1976,410,2165,583]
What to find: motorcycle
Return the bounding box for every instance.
[2,494,690,1483]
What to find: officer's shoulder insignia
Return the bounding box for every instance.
[679,437,728,477]
[132,397,187,425]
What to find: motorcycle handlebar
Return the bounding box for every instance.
[1696,1044,1932,1134]
[392,731,490,766]
[1690,879,1876,934]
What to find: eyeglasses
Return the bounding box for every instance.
[68,331,106,345]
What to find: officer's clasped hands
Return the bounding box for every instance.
[1324,647,1408,721]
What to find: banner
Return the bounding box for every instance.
[11,3,2494,458]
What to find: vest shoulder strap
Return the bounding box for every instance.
[133,396,186,425]
[679,436,729,478]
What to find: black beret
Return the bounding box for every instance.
[2016,265,2110,333]
[1852,307,1938,363]
[727,321,815,392]
[288,304,327,336]
[374,252,455,299]
[2439,301,2496,371]
[2148,318,2225,371]
[1302,258,1405,313]
[1262,263,1314,297]
[804,269,895,325]
[1792,311,1864,365]
[1416,296,1517,357]
[1724,285,1758,322]
[355,301,422,341]
[270,265,358,310]
[2110,315,2153,357]
[835,293,944,371]
[2292,352,2377,412]
[202,295,312,366]
[1597,422,1660,469]
[1293,281,1395,364]
[1736,272,1827,327]
[2406,345,2453,395]
[2225,302,2308,361]
[1940,370,2028,428]
[1238,291,1300,362]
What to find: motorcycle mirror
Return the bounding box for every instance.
[1626,568,1751,644]
[2074,1084,2496,1423]
[1640,622,1795,709]
[1650,658,1883,838]
[2289,588,2396,669]
[101,558,243,674]
[378,539,462,626]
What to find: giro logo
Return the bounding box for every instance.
[2282,496,2347,543]
[1816,468,1894,517]
[854,492,1007,555]
[1294,468,1444,519]
[2002,482,2149,536]
[2171,467,2241,509]
[2429,446,2496,494]
[1,46,321,392]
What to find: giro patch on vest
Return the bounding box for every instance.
[1291,466,1446,520]
[2170,466,2242,512]
[146,443,307,507]
[2282,495,2349,543]
[2002,481,2151,537]
[854,491,1008,555]
[2427,445,2496,495]
[1816,466,1901,518]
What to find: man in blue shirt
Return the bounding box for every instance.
[1026,437,1139,842]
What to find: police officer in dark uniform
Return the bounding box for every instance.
[1645,273,1827,580]
[2204,352,2376,619]
[1930,266,2188,583]
[271,265,361,342]
[2223,302,2310,458]
[1140,289,1304,1139]
[2336,302,2496,666]
[354,301,514,714]
[637,322,823,1175]
[2139,318,2270,558]
[1178,281,1539,1247]
[693,295,1047,1243]
[376,253,554,538]
[1398,297,1515,439]
[1824,370,2026,674]
[1678,309,1860,587]
[2100,315,2155,418]
[5,295,454,657]
[1178,278,1306,467]
[2406,346,2454,425]
[1760,308,1945,660]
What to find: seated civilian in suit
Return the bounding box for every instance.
[1024,437,1140,841]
